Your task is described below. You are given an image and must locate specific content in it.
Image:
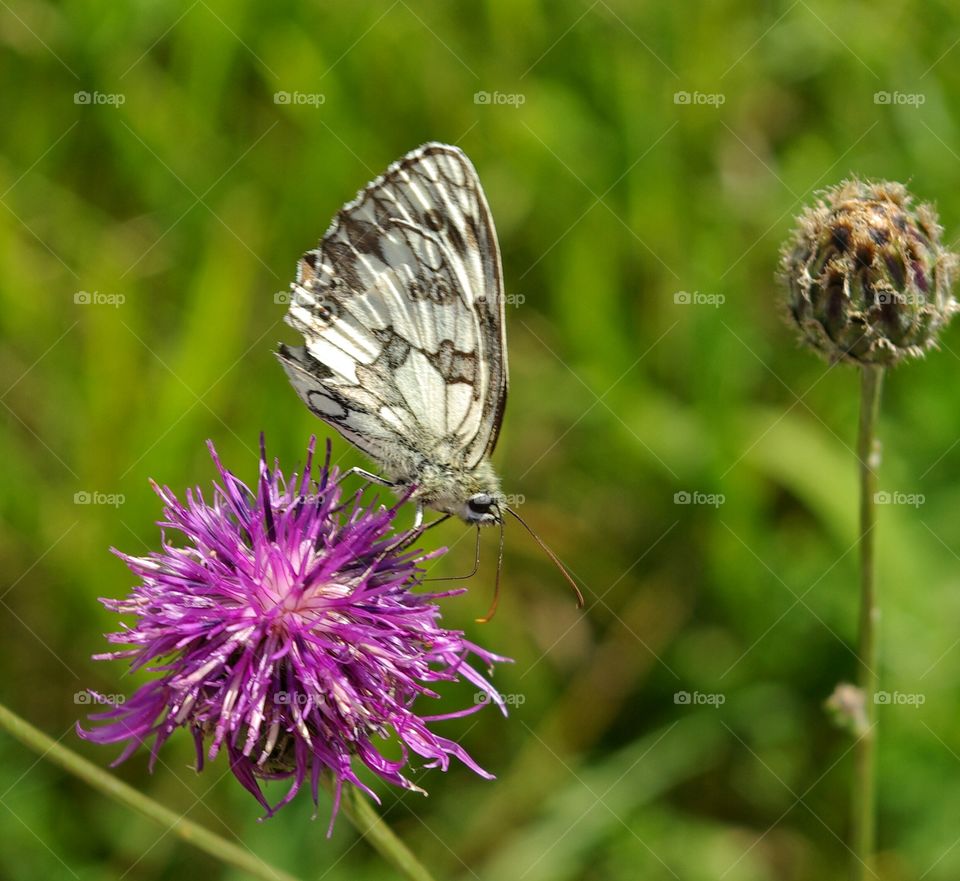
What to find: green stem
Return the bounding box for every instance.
[852,364,883,880]
[0,702,301,881]
[0,703,437,881]
[323,778,438,881]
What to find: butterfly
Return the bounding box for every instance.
[276,142,582,616]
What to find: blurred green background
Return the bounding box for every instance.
[3,1,960,878]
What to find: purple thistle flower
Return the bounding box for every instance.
[78,437,508,826]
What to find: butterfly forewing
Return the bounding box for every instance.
[278,143,508,489]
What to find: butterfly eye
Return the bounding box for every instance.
[467,494,493,515]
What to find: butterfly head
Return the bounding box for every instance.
[464,492,502,526]
[408,460,504,526]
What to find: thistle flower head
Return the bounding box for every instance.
[78,438,507,824]
[779,179,957,365]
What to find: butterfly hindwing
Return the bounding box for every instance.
[277,143,507,480]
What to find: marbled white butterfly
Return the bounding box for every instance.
[277,142,581,615]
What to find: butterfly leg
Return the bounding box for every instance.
[340,469,425,530]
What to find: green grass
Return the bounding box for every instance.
[3,0,960,878]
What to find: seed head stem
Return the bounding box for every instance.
[851,364,884,880]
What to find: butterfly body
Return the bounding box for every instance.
[277,143,508,526]
[406,458,502,525]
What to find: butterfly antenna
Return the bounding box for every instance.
[504,506,584,608]
[476,520,505,624]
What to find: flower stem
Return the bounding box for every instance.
[0,703,302,881]
[852,364,883,880]
[0,701,439,881]
[325,779,438,881]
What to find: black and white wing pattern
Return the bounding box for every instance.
[277,142,507,485]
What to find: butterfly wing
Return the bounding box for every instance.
[277,142,508,481]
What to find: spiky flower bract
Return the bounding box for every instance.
[779,179,957,365]
[78,437,507,824]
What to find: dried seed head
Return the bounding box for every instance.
[779,179,958,365]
